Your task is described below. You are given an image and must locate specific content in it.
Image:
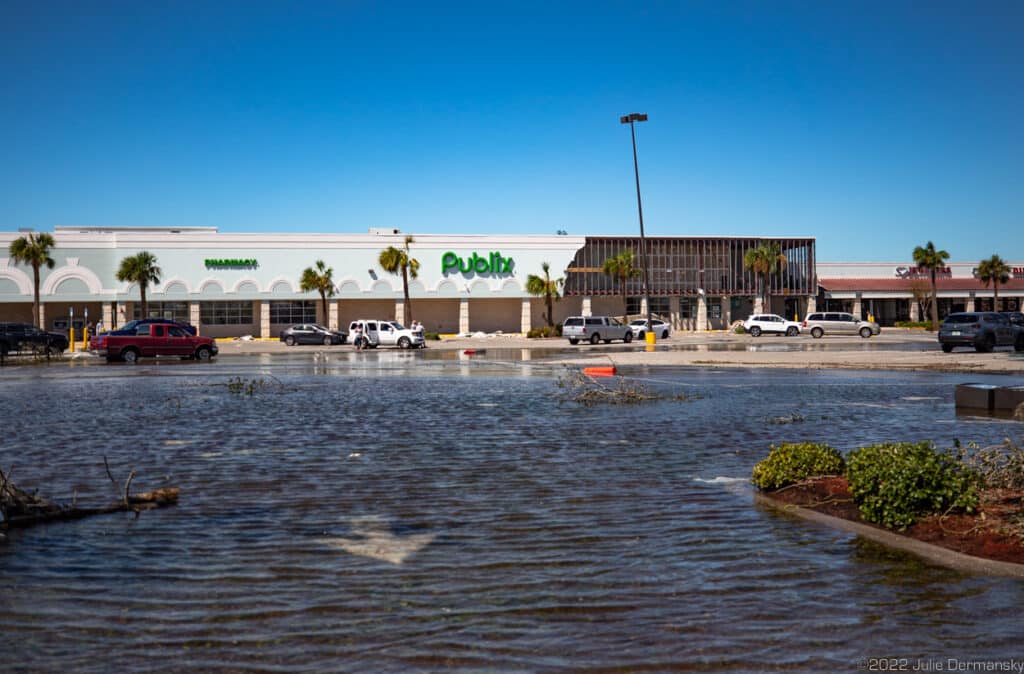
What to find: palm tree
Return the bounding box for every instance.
[116,252,162,319]
[525,262,563,329]
[300,260,335,325]
[977,254,1011,310]
[602,251,641,323]
[743,240,788,311]
[378,235,419,324]
[912,241,950,331]
[8,232,56,328]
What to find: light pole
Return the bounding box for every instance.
[620,112,654,343]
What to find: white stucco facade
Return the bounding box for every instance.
[1,226,588,336]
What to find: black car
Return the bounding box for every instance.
[0,322,70,356]
[107,318,197,336]
[937,312,1024,353]
[279,324,348,346]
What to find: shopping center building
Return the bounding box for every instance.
[0,227,817,337]
[0,226,1019,336]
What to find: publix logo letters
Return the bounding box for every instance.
[442,251,514,276]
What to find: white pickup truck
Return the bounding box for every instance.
[562,316,634,345]
[348,319,425,349]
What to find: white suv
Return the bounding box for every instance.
[742,314,801,337]
[348,319,425,349]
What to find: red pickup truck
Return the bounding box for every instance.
[90,322,218,363]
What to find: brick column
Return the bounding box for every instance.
[852,294,863,320]
[581,296,592,317]
[722,296,731,328]
[806,295,816,316]
[394,299,405,325]
[696,293,708,332]
[459,298,470,334]
[38,303,46,330]
[753,296,763,314]
[260,300,270,339]
[966,292,975,312]
[670,296,682,331]
[521,298,531,334]
[190,301,201,336]
[329,299,339,330]
[102,302,113,331]
[909,300,920,322]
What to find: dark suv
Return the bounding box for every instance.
[1000,311,1024,327]
[0,322,71,357]
[938,312,1024,353]
[107,318,197,336]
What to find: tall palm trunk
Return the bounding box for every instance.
[140,284,148,318]
[620,273,629,323]
[32,264,41,328]
[929,270,939,331]
[402,266,411,323]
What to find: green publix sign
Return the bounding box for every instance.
[205,258,258,268]
[441,251,514,275]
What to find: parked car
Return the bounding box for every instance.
[801,312,880,339]
[742,314,801,337]
[106,318,197,336]
[0,322,70,357]
[628,318,671,340]
[280,324,347,346]
[999,311,1024,327]
[563,316,634,345]
[938,312,1024,353]
[348,319,424,349]
[90,321,218,362]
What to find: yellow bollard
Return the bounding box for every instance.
[82,327,89,351]
[645,332,656,345]
[69,326,75,353]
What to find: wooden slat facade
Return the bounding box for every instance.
[562,237,816,297]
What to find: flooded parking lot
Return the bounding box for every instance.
[2,359,1023,672]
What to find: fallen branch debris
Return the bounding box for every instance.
[1,461,178,533]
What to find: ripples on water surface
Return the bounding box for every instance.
[1,360,1023,672]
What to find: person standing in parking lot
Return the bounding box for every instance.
[353,322,364,350]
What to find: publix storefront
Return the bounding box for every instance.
[0,226,818,337]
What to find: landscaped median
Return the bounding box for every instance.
[753,440,1024,576]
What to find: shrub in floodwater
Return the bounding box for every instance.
[751,442,844,490]
[955,437,1024,490]
[527,325,562,338]
[846,441,980,530]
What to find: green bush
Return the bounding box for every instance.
[423,331,441,341]
[751,442,845,490]
[527,325,562,338]
[733,324,747,334]
[846,441,980,530]
[894,321,932,330]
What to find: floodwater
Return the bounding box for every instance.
[1,357,1023,673]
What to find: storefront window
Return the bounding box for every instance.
[269,301,316,324]
[679,298,694,319]
[649,297,670,316]
[201,301,253,325]
[134,301,190,322]
[625,297,642,315]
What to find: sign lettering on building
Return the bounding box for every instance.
[895,266,951,279]
[442,251,514,276]
[205,258,259,269]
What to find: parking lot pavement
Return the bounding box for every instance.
[208,329,1024,374]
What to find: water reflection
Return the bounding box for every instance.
[1,364,1022,672]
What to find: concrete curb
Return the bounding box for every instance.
[754,492,1024,578]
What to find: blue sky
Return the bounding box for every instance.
[1,1,1021,262]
